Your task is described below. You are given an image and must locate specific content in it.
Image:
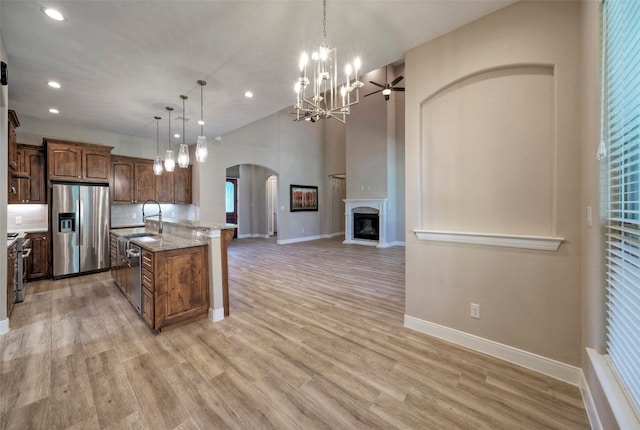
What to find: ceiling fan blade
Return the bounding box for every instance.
[364,89,383,97]
[390,76,404,87]
[369,81,386,89]
[391,87,405,92]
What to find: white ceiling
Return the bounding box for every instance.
[1,0,513,144]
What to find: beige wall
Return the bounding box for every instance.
[405,1,581,365]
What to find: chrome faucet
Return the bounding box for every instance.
[142,199,163,234]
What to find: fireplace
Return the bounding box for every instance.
[343,198,388,247]
[353,213,379,240]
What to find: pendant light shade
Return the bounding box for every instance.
[195,80,209,163]
[164,106,175,172]
[153,116,163,176]
[178,94,190,168]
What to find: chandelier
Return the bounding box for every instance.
[293,0,362,123]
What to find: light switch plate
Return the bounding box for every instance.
[15,216,22,225]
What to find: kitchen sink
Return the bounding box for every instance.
[132,236,158,243]
[124,232,158,238]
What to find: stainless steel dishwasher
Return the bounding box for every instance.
[126,243,142,315]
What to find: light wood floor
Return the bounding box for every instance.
[0,237,590,429]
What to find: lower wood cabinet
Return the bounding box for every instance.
[25,232,50,281]
[142,245,208,331]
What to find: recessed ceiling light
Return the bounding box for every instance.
[244,91,253,98]
[42,7,64,21]
[174,133,180,138]
[48,108,59,114]
[47,81,61,89]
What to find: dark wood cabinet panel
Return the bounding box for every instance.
[174,166,192,204]
[48,144,82,180]
[9,145,46,204]
[112,158,134,203]
[8,110,19,172]
[155,166,192,204]
[84,150,111,181]
[25,232,50,281]
[111,156,165,204]
[134,162,156,203]
[155,170,174,203]
[45,138,113,183]
[24,148,46,203]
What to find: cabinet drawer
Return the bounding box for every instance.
[142,269,154,293]
[142,287,154,329]
[141,250,154,272]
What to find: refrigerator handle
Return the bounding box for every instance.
[77,199,82,245]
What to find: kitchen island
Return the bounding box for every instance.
[111,219,236,331]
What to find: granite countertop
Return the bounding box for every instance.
[6,232,27,249]
[110,228,208,252]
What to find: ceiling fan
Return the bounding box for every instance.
[365,74,405,101]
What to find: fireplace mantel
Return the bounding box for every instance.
[343,198,388,247]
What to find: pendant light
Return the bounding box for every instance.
[178,95,190,168]
[195,80,208,163]
[153,115,163,175]
[164,106,175,172]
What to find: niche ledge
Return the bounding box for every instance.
[413,229,564,251]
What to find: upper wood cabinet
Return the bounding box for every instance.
[45,138,113,183]
[111,156,156,203]
[8,110,19,171]
[156,166,192,204]
[9,144,46,204]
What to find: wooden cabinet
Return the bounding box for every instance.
[155,166,192,204]
[45,138,113,183]
[141,245,208,331]
[111,156,156,203]
[7,243,16,318]
[25,232,50,281]
[9,145,46,204]
[8,110,19,172]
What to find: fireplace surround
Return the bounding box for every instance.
[343,198,388,247]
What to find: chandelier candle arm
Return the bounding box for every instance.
[293,0,361,123]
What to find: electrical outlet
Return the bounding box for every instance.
[470,303,480,319]
[131,213,137,220]
[302,228,305,233]
[15,216,22,225]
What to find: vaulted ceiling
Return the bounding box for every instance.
[1,1,513,143]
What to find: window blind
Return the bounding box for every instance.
[604,0,640,414]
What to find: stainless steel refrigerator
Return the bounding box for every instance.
[51,183,110,279]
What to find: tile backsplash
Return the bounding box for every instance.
[7,203,197,231]
[7,204,48,231]
[111,204,196,228]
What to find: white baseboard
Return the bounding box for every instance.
[237,234,270,239]
[323,231,345,239]
[208,307,225,322]
[404,315,582,386]
[580,367,603,430]
[0,318,9,335]
[277,235,324,245]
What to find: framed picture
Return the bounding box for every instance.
[290,184,318,212]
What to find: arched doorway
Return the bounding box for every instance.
[226,164,278,239]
